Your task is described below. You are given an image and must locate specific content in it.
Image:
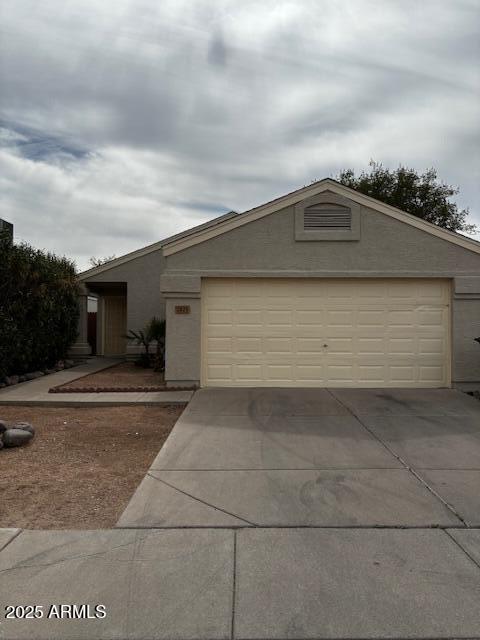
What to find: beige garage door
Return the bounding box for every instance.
[201,278,451,388]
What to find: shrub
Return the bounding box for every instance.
[126,317,166,371]
[149,317,166,372]
[0,233,79,379]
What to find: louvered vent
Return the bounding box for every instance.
[304,204,351,231]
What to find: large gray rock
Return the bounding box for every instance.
[0,420,8,434]
[2,429,33,447]
[13,421,35,435]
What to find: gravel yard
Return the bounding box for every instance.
[0,405,183,528]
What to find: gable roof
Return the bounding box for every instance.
[162,178,480,257]
[78,210,238,280]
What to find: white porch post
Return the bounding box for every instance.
[69,285,92,358]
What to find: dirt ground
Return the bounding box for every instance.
[53,362,165,392]
[0,405,183,529]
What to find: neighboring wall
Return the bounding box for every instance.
[83,248,165,357]
[162,201,480,385]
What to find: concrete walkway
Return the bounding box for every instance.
[1,387,480,639]
[0,358,193,405]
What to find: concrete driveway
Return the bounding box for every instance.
[119,387,480,528]
[2,387,480,639]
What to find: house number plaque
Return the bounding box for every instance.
[175,305,191,315]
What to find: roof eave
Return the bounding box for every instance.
[162,178,480,257]
[78,209,238,280]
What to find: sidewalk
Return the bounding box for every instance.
[0,358,193,406]
[1,388,480,638]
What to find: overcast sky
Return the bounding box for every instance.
[1,0,479,271]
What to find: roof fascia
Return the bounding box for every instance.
[163,178,480,256]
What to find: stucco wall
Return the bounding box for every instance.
[83,249,165,356]
[162,202,480,386]
[452,297,480,383]
[166,204,480,274]
[165,296,201,384]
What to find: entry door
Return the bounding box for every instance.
[103,296,127,356]
[201,278,451,388]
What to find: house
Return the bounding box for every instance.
[75,178,480,389]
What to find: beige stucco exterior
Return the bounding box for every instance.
[161,192,480,388]
[83,249,165,357]
[75,180,480,387]
[77,211,237,358]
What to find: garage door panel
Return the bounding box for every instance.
[327,338,354,354]
[296,310,324,325]
[388,338,416,354]
[356,310,386,327]
[357,338,385,354]
[358,365,387,381]
[236,364,263,381]
[265,310,293,325]
[207,364,233,381]
[389,366,416,382]
[420,365,446,383]
[418,309,446,326]
[265,337,294,353]
[297,338,326,352]
[326,310,355,326]
[327,365,355,382]
[236,337,262,352]
[201,279,450,387]
[417,281,449,302]
[419,338,444,354]
[296,364,325,380]
[208,309,232,325]
[207,337,233,353]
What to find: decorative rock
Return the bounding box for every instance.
[64,359,75,368]
[2,428,33,447]
[5,375,19,386]
[44,368,56,375]
[18,375,26,382]
[0,420,8,433]
[25,371,44,380]
[0,438,3,450]
[13,421,35,435]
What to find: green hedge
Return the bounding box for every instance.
[0,233,79,379]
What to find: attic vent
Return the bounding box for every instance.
[303,204,351,231]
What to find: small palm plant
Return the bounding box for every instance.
[149,317,166,372]
[125,317,166,369]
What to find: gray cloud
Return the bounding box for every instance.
[0,0,478,270]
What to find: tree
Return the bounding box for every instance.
[335,161,476,234]
[0,232,79,378]
[89,255,116,267]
